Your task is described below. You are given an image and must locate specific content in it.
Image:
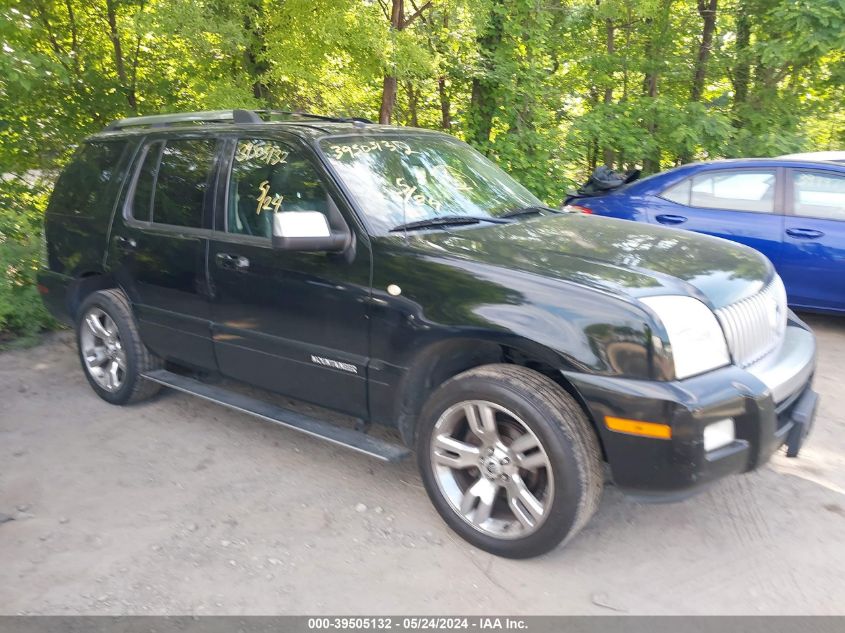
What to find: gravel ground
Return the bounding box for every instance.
[1,314,844,615]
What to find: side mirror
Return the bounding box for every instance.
[271,211,350,252]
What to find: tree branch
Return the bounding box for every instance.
[63,0,79,73]
[401,0,431,29]
[377,0,390,22]
[408,0,430,25]
[129,0,146,111]
[32,0,72,73]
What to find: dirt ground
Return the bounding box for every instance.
[1,314,844,615]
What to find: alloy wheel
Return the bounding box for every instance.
[429,400,553,539]
[79,307,127,392]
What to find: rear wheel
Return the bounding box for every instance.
[416,364,603,558]
[76,289,161,405]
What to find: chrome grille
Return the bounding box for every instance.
[715,275,788,368]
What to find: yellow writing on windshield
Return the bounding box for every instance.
[395,177,443,212]
[331,140,415,161]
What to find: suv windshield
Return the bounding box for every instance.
[319,134,542,234]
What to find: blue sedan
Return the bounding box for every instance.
[569,159,845,314]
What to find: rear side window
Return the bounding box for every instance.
[153,139,216,228]
[129,138,217,228]
[50,141,127,217]
[793,171,845,221]
[661,170,776,213]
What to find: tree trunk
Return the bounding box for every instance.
[732,0,751,123]
[641,24,659,172]
[602,18,615,167]
[105,0,136,111]
[379,76,398,124]
[437,76,450,130]
[640,1,673,173]
[467,2,504,147]
[691,0,718,102]
[677,0,718,163]
[405,81,419,127]
[243,1,271,104]
[379,0,404,124]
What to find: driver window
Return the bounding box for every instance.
[227,139,331,238]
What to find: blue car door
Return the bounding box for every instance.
[780,167,845,312]
[652,167,784,269]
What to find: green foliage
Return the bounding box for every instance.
[0,177,56,343]
[1,0,844,340]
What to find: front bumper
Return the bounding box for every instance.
[563,323,818,500]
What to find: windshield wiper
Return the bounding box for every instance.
[499,205,562,219]
[389,215,509,233]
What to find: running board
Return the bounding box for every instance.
[142,369,410,463]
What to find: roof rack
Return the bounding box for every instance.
[256,110,373,125]
[104,109,372,131]
[104,109,262,131]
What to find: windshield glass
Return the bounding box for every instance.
[319,134,542,234]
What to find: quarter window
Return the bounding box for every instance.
[51,141,127,217]
[662,170,777,213]
[793,171,845,221]
[227,139,331,238]
[661,179,691,205]
[131,142,163,223]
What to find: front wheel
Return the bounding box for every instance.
[416,364,603,558]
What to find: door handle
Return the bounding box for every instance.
[114,235,137,250]
[216,252,250,271]
[786,228,824,239]
[656,214,688,225]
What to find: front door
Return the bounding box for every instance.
[108,136,219,369]
[208,136,371,417]
[780,167,845,312]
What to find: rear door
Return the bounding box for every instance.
[780,168,845,312]
[107,135,220,369]
[654,167,784,267]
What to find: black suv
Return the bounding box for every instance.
[39,110,819,558]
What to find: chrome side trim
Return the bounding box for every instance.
[745,326,816,404]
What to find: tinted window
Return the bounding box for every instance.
[151,139,216,228]
[227,139,330,238]
[51,141,126,217]
[793,171,845,221]
[130,142,163,222]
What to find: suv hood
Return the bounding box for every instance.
[407,214,773,309]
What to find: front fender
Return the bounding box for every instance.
[367,242,664,434]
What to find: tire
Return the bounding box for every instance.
[415,364,603,558]
[75,288,162,405]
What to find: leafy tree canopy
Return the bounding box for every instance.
[0,0,843,337]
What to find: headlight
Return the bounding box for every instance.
[640,295,730,379]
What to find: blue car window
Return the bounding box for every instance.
[793,171,845,221]
[661,179,691,205]
[689,170,776,213]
